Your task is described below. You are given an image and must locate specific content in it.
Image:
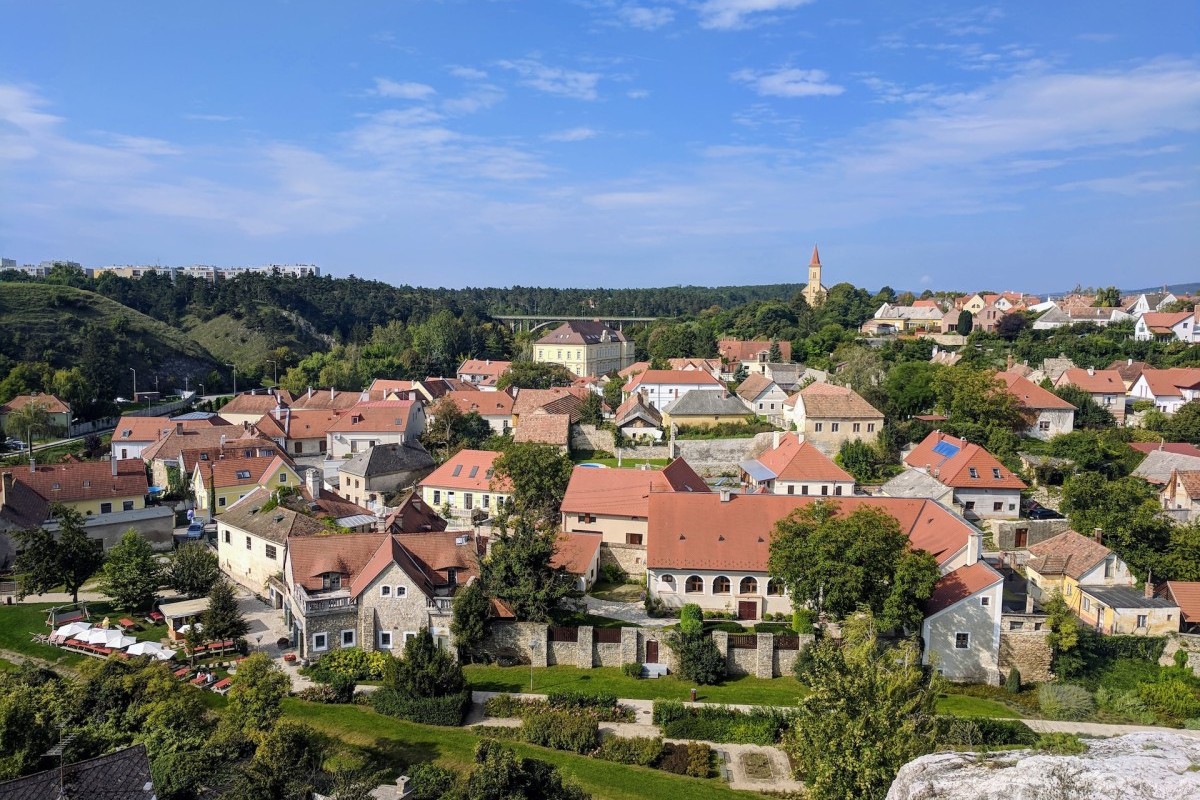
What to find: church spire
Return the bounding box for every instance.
[810,244,821,266]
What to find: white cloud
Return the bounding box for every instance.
[627,89,650,99]
[497,59,602,100]
[1056,172,1189,196]
[441,84,506,116]
[617,4,674,30]
[732,67,844,97]
[372,78,437,100]
[697,0,815,31]
[448,65,488,80]
[182,113,238,122]
[545,127,598,142]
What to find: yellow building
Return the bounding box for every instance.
[3,458,147,517]
[533,321,635,378]
[660,390,752,429]
[192,454,299,515]
[417,449,511,522]
[801,245,827,307]
[1076,586,1179,636]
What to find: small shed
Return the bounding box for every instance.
[159,597,210,642]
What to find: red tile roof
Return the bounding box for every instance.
[754,433,852,483]
[1027,530,1112,580]
[512,387,591,420]
[614,391,662,427]
[326,402,416,434]
[368,379,418,395]
[646,494,970,572]
[512,412,570,447]
[561,458,709,518]
[179,438,289,475]
[217,392,288,417]
[253,409,342,440]
[442,391,514,417]
[996,372,1076,410]
[0,393,69,415]
[1130,442,1200,458]
[718,339,792,363]
[1107,360,1151,384]
[551,533,601,577]
[199,455,293,490]
[905,431,1027,490]
[384,490,448,533]
[1167,470,1200,500]
[420,449,509,492]
[1140,311,1192,333]
[288,533,390,592]
[6,459,148,503]
[1164,581,1200,625]
[289,388,369,410]
[347,531,480,598]
[1136,368,1200,398]
[926,561,1003,615]
[623,369,724,393]
[793,382,884,419]
[735,372,776,402]
[141,426,276,463]
[112,416,178,444]
[1058,368,1125,394]
[535,320,629,346]
[458,359,512,379]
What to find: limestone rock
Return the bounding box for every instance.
[886,732,1200,800]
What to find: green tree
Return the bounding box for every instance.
[481,519,578,622]
[496,361,575,390]
[768,338,783,362]
[11,505,103,602]
[201,581,250,643]
[1159,522,1200,582]
[1093,286,1121,307]
[955,310,974,336]
[578,391,604,426]
[1043,592,1088,678]
[665,628,726,685]
[169,542,221,598]
[883,361,942,418]
[450,581,491,662]
[101,529,163,611]
[768,501,940,632]
[1053,384,1115,430]
[783,615,938,800]
[932,365,1023,433]
[679,603,703,635]
[0,669,71,779]
[386,628,466,698]
[1061,473,1170,578]
[834,439,889,483]
[996,312,1031,340]
[456,740,590,800]
[226,721,325,800]
[492,442,575,526]
[2,399,62,449]
[1161,400,1200,444]
[602,375,624,411]
[227,653,292,736]
[422,397,493,461]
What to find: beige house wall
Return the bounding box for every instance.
[647,567,791,619]
[799,416,882,455]
[217,523,285,595]
[562,512,648,547]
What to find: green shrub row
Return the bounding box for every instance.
[935,716,1038,747]
[652,700,791,745]
[370,688,471,726]
[305,646,390,682]
[595,736,664,767]
[522,711,601,754]
[483,692,634,723]
[658,742,713,777]
[545,689,619,711]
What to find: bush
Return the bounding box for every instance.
[679,604,703,636]
[622,662,644,679]
[1095,687,1155,724]
[1137,679,1200,720]
[667,631,726,685]
[1183,718,1200,730]
[408,762,458,800]
[658,742,712,777]
[485,692,633,723]
[546,689,618,712]
[468,725,524,741]
[793,641,818,685]
[1038,683,1095,721]
[1035,733,1087,755]
[328,673,356,703]
[483,694,528,719]
[371,688,471,726]
[1005,667,1022,694]
[306,647,390,682]
[521,710,601,754]
[652,702,790,745]
[934,716,1037,747]
[601,563,628,584]
[595,736,664,767]
[792,608,815,634]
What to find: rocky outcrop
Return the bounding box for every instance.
[886,732,1200,800]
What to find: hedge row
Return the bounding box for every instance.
[652,700,791,745]
[370,688,471,726]
[484,692,634,723]
[595,737,712,778]
[522,711,602,754]
[935,716,1038,747]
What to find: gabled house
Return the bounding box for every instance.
[1161,581,1200,633]
[1026,530,1177,635]
[1129,369,1200,413]
[457,359,512,390]
[735,373,789,423]
[1124,292,1177,316]
[905,431,1026,520]
[325,401,425,459]
[511,387,592,426]
[560,458,708,574]
[1053,368,1127,425]
[283,530,483,658]
[419,449,511,520]
[718,339,793,373]
[784,382,884,455]
[338,442,436,511]
[622,369,725,410]
[861,303,945,335]
[1134,311,1197,343]
[996,373,1075,440]
[193,454,300,516]
[1131,448,1200,487]
[438,390,514,434]
[216,486,326,595]
[661,390,750,428]
[384,489,448,534]
[0,392,71,439]
[879,469,957,507]
[254,409,341,457]
[614,391,663,441]
[1108,358,1151,392]
[290,387,380,411]
[533,321,635,378]
[644,492,1003,682]
[141,425,283,490]
[217,390,293,427]
[552,533,602,591]
[287,469,377,532]
[738,432,854,497]
[1161,469,1200,521]
[1033,306,1132,330]
[111,416,205,461]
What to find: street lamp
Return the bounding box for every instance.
[266,359,278,387]
[226,363,237,395]
[529,639,538,692]
[129,367,137,402]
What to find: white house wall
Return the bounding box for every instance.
[922,580,1002,683]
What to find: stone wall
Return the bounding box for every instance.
[599,542,647,578]
[994,519,1072,551]
[571,425,616,454]
[674,432,776,477]
[483,622,550,666]
[547,639,574,666]
[999,623,1054,684]
[595,642,622,668]
[615,444,672,461]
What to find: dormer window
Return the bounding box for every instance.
[446,568,458,585]
[992,468,1002,479]
[468,466,479,478]
[235,470,251,480]
[52,482,61,490]
[322,573,342,590]
[968,468,978,479]
[200,453,209,461]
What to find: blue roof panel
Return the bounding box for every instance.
[932,441,961,459]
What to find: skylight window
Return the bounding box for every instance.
[451,465,462,477]
[468,466,479,478]
[968,468,978,479]
[992,468,1002,479]
[235,470,251,479]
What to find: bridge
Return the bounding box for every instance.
[492,314,662,333]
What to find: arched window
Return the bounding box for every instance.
[685,575,704,594]
[740,577,758,595]
[766,579,785,596]
[713,576,731,594]
[659,574,676,591]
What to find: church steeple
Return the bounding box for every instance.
[810,245,821,267]
[802,244,827,307]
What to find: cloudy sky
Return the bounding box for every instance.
[1,1,1197,292]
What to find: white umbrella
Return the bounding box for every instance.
[103,631,137,649]
[127,641,172,658]
[83,628,114,645]
[53,622,92,639]
[177,623,203,634]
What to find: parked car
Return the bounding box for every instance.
[1028,505,1064,520]
[185,521,205,540]
[5,438,25,451]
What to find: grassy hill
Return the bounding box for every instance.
[0,282,221,383]
[182,305,329,373]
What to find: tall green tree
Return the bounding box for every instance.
[932,365,1023,433]
[784,614,939,800]
[882,361,942,418]
[1053,384,1116,430]
[458,740,590,800]
[578,391,604,426]
[227,653,292,737]
[12,505,103,602]
[492,442,575,526]
[481,519,578,622]
[955,309,974,336]
[768,501,940,633]
[101,529,163,611]
[201,581,250,643]
[450,581,491,662]
[1093,286,1121,307]
[2,400,62,449]
[385,628,466,698]
[1061,473,1171,578]
[226,721,325,800]
[496,361,575,390]
[169,542,221,598]
[602,374,624,411]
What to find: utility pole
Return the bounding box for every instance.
[129,367,136,402]
[226,363,237,395]
[266,359,278,387]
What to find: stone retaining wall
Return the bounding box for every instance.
[599,542,648,577]
[571,424,616,454]
[999,625,1054,684]
[674,433,776,477]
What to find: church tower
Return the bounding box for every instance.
[802,245,827,307]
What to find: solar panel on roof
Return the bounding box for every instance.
[932,441,960,458]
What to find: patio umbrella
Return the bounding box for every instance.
[53,622,92,639]
[127,641,171,658]
[177,623,204,634]
[84,628,114,645]
[103,631,137,649]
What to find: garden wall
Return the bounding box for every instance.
[674,432,776,477]
[571,424,616,454]
[599,542,647,577]
[998,615,1054,683]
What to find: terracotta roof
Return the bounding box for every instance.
[385,489,449,533]
[718,339,792,363]
[0,743,156,800]
[794,382,883,420]
[1058,368,1125,394]
[217,391,288,418]
[442,390,514,417]
[284,483,375,524]
[551,533,601,576]
[561,458,709,518]
[420,449,509,492]
[647,494,970,572]
[112,415,221,443]
[1107,360,1151,383]
[752,433,853,483]
[513,411,571,447]
[996,372,1076,410]
[253,409,342,440]
[141,425,276,463]
[735,372,776,402]
[348,531,480,598]
[1130,442,1200,458]
[5,459,148,504]
[1140,311,1192,332]
[0,393,69,415]
[199,455,293,490]
[368,379,418,395]
[1026,530,1112,580]
[623,369,724,393]
[178,437,286,476]
[1166,470,1200,500]
[327,402,417,434]
[512,387,590,420]
[220,487,327,544]
[290,388,368,410]
[288,532,390,592]
[1164,581,1200,625]
[1135,368,1200,398]
[458,359,512,379]
[535,320,629,345]
[340,442,435,479]
[615,391,662,428]
[905,431,1027,490]
[926,561,1004,615]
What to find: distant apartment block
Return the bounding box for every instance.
[91,263,321,280]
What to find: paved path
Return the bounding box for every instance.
[10,591,110,604]
[583,595,664,627]
[1024,719,1200,739]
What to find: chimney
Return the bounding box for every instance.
[1144,571,1154,599]
[273,404,282,421]
[967,529,983,565]
[1024,592,1034,614]
[1093,527,1103,544]
[1006,353,1013,369]
[111,457,118,477]
[305,468,322,499]
[175,422,184,434]
[220,435,227,448]
[307,386,313,400]
[773,431,782,449]
[719,488,732,503]
[1,471,12,504]
[1087,367,1094,376]
[330,386,335,400]
[1127,358,1133,366]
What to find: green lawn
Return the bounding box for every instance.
[466,665,809,705]
[0,602,171,669]
[571,457,671,469]
[589,581,646,602]
[288,698,762,800]
[934,693,1020,719]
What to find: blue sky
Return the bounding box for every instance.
[1,1,1197,292]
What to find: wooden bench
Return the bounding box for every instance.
[212,677,233,695]
[118,617,138,631]
[173,667,191,679]
[146,611,165,624]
